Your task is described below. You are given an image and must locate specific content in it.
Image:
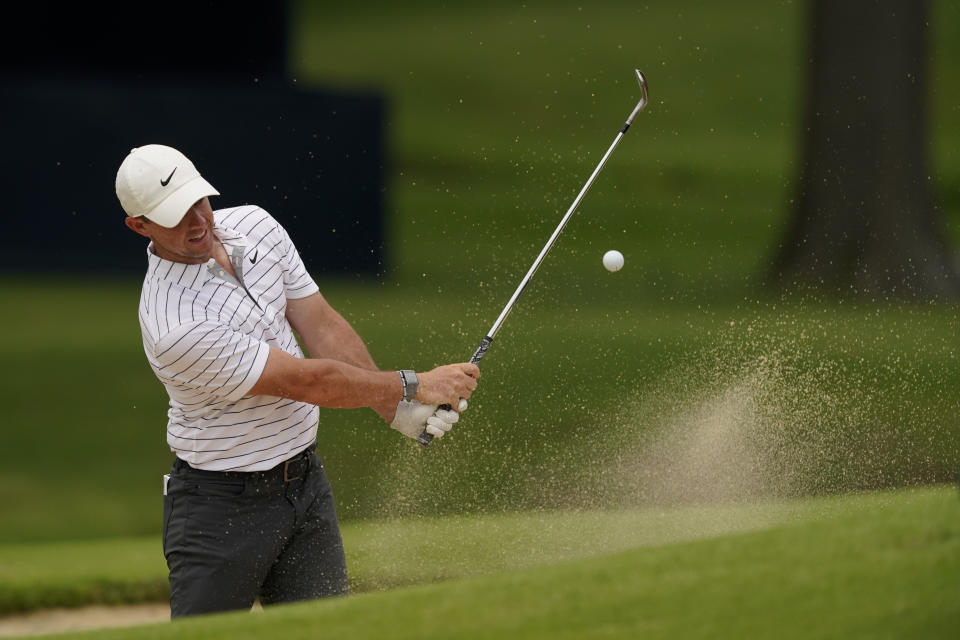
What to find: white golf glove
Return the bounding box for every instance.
[389,399,468,440]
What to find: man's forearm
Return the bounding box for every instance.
[286,293,380,370]
[303,310,379,370]
[250,350,400,417]
[249,346,480,424]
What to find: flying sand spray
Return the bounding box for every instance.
[418,69,650,446]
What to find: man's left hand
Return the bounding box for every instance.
[389,400,462,439]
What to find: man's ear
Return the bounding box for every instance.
[124,216,152,238]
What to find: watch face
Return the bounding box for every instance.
[406,370,418,400]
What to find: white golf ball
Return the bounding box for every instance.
[602,250,624,272]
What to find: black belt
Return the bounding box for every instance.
[173,443,317,484]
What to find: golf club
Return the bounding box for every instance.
[418,68,650,447]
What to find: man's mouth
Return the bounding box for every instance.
[188,228,208,243]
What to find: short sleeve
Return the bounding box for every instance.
[274,222,319,300]
[151,321,270,402]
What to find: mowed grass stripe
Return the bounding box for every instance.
[2,486,956,638]
[0,493,801,614]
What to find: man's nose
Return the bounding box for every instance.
[182,206,205,226]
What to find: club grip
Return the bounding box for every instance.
[416,431,435,446]
[417,336,493,448]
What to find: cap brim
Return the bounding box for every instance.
[142,176,220,228]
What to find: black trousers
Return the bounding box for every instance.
[162,446,349,618]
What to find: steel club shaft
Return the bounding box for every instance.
[417,69,649,447]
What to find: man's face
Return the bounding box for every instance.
[125,198,216,264]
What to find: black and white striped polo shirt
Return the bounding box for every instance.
[137,205,320,471]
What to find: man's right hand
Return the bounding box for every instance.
[416,363,480,408]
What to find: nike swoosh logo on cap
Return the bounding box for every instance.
[160,167,177,186]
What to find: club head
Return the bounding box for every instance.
[626,69,649,126]
[635,69,648,103]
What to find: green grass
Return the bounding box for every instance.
[0,488,800,615]
[292,0,803,299]
[3,486,956,638]
[0,537,167,614]
[2,277,959,545]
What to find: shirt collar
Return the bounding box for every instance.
[145,224,250,287]
[215,224,249,251]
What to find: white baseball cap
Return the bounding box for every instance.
[115,144,220,228]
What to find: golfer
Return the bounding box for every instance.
[115,144,479,617]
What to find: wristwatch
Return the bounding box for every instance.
[399,370,419,402]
